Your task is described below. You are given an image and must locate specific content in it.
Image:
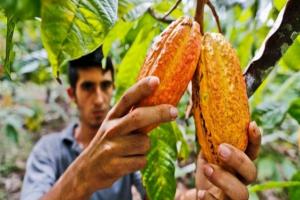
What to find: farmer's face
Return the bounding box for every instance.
[73,67,113,129]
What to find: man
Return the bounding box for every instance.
[21,47,261,200]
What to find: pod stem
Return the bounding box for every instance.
[162,0,182,20]
[207,0,222,33]
[194,0,222,34]
[194,0,206,35]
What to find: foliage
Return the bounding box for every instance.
[0,0,300,199]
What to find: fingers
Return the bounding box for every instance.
[245,121,262,160]
[118,155,147,175]
[218,144,257,184]
[113,133,151,156]
[178,189,197,200]
[197,190,217,200]
[107,76,160,119]
[196,153,212,191]
[202,164,249,200]
[106,104,178,137]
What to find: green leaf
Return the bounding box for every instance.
[273,72,300,102]
[172,122,190,160]
[0,0,41,19]
[288,98,300,124]
[118,0,152,21]
[41,0,117,77]
[274,0,288,11]
[280,36,300,72]
[114,20,159,101]
[5,123,19,144]
[289,172,300,200]
[142,123,178,200]
[249,181,300,193]
[102,20,134,57]
[252,102,289,130]
[257,157,276,180]
[3,14,16,77]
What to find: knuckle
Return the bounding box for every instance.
[104,121,119,137]
[130,110,143,125]
[236,153,247,166]
[140,135,151,152]
[120,92,130,106]
[103,142,114,154]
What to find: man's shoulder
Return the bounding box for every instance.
[39,132,62,144]
[34,123,75,149]
[32,132,63,153]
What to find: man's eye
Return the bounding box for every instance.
[100,81,113,91]
[81,82,94,91]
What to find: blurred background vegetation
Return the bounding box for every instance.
[0,0,300,199]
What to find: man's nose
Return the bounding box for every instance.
[94,87,104,105]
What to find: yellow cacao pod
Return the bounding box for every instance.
[137,16,202,132]
[193,32,250,166]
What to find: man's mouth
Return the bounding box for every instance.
[92,110,105,117]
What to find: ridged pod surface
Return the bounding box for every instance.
[193,32,250,166]
[137,16,202,132]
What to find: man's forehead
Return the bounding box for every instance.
[77,67,112,82]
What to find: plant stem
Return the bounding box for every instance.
[207,0,222,33]
[162,0,182,20]
[194,0,206,34]
[147,8,174,24]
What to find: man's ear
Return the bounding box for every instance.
[67,87,75,100]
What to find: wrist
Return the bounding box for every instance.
[41,157,92,200]
[73,152,94,197]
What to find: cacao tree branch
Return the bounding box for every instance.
[162,0,182,20]
[147,8,174,24]
[244,0,300,97]
[194,0,206,34]
[207,0,222,33]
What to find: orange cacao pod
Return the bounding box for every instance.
[137,16,202,132]
[192,32,250,165]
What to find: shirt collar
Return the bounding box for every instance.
[61,122,83,154]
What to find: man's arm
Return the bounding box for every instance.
[40,76,178,200]
[20,137,58,200]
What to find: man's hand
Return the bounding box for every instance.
[78,76,178,193]
[177,121,261,200]
[42,76,178,200]
[195,121,261,200]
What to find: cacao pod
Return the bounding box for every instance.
[137,16,202,132]
[193,32,250,166]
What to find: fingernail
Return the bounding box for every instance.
[148,76,160,90]
[170,107,178,119]
[219,144,231,159]
[204,165,213,177]
[197,190,205,199]
[252,121,257,127]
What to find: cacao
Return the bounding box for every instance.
[193,32,250,166]
[137,16,202,133]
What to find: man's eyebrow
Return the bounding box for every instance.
[101,79,113,83]
[80,80,95,84]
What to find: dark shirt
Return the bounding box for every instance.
[21,123,145,200]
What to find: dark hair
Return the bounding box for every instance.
[68,46,114,88]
